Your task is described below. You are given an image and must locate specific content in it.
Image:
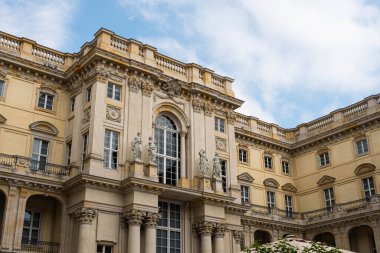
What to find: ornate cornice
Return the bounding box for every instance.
[74,207,97,224]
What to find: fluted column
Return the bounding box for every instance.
[145,212,160,253]
[74,208,97,253]
[180,131,186,178]
[233,230,243,253]
[214,224,226,253]
[124,209,144,253]
[197,221,214,253]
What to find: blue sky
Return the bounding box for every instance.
[1,0,380,128]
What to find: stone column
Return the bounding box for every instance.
[371,221,380,253]
[333,228,343,249]
[340,227,350,250]
[74,208,97,253]
[1,187,18,250]
[125,209,144,253]
[214,224,226,253]
[197,221,214,253]
[180,131,186,179]
[13,189,28,250]
[233,231,243,253]
[145,212,159,253]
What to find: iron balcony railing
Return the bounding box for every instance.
[0,152,70,176]
[21,239,60,253]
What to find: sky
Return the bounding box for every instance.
[0,0,379,128]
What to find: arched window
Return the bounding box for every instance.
[155,115,180,186]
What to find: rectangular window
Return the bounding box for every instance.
[82,132,89,160]
[31,139,49,172]
[157,201,181,253]
[267,191,275,213]
[324,188,335,212]
[86,86,92,102]
[22,211,41,245]
[214,117,225,133]
[220,159,227,192]
[238,148,248,163]
[282,161,290,174]
[356,139,369,155]
[104,130,119,169]
[97,245,112,253]
[241,185,249,203]
[0,80,4,97]
[285,195,293,217]
[66,142,72,166]
[264,156,272,169]
[363,177,375,199]
[70,97,75,112]
[38,92,54,110]
[319,152,330,166]
[107,83,121,101]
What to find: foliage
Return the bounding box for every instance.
[243,239,342,253]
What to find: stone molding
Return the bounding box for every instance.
[317,175,336,186]
[74,208,97,225]
[106,104,121,122]
[282,183,297,193]
[0,114,6,123]
[215,137,227,152]
[237,172,254,183]
[29,121,59,136]
[263,178,280,188]
[354,163,376,175]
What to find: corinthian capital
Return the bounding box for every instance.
[145,212,160,227]
[74,208,97,224]
[214,223,226,238]
[195,221,215,236]
[124,209,144,225]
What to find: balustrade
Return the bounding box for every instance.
[0,35,21,51]
[32,46,65,65]
[211,75,225,89]
[110,36,129,53]
[21,240,60,253]
[155,54,187,75]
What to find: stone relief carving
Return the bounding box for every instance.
[226,110,236,124]
[212,154,222,179]
[82,107,91,124]
[263,178,280,188]
[199,149,209,177]
[142,81,154,96]
[215,137,227,152]
[132,133,142,161]
[204,103,215,116]
[146,137,157,164]
[161,78,181,98]
[128,77,141,92]
[106,105,121,122]
[108,74,123,83]
[192,99,204,113]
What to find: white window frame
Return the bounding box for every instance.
[214,117,225,133]
[363,176,375,198]
[66,142,72,166]
[285,195,293,217]
[319,152,330,167]
[264,155,273,169]
[356,138,369,155]
[282,160,290,174]
[157,201,181,253]
[324,188,335,212]
[241,185,250,203]
[0,79,4,98]
[107,82,121,101]
[238,148,248,163]
[82,132,89,160]
[22,210,41,244]
[37,92,54,110]
[97,245,112,253]
[267,191,275,212]
[103,129,119,169]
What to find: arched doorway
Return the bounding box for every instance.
[254,230,271,244]
[0,190,6,245]
[21,195,62,253]
[314,232,336,246]
[349,225,377,253]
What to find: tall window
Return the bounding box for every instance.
[264,155,272,169]
[285,195,293,217]
[86,86,92,102]
[104,130,119,169]
[241,185,249,203]
[282,161,290,174]
[66,142,72,166]
[38,92,54,110]
[157,201,181,253]
[107,82,121,101]
[319,152,330,166]
[220,159,227,192]
[238,148,248,163]
[22,211,41,244]
[363,177,375,198]
[215,117,225,132]
[70,97,75,112]
[356,139,369,155]
[267,191,275,213]
[0,80,4,97]
[97,245,112,253]
[155,115,180,186]
[324,188,335,212]
[82,132,89,160]
[31,139,49,171]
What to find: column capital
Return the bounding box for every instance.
[74,207,97,225]
[214,223,226,238]
[233,230,243,242]
[145,212,160,227]
[180,130,188,137]
[124,209,144,226]
[195,221,215,236]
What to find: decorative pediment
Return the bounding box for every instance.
[317,175,336,186]
[29,121,59,136]
[0,114,6,124]
[282,183,297,193]
[40,84,57,94]
[354,163,376,175]
[263,178,279,188]
[237,172,254,183]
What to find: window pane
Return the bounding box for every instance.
[107,84,113,98]
[0,80,4,96]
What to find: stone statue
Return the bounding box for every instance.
[212,154,222,179]
[132,133,142,160]
[147,137,157,164]
[199,149,208,176]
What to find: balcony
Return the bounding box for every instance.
[21,240,60,253]
[0,152,70,177]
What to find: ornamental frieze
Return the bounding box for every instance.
[106,105,121,122]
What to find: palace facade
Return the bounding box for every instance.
[0,28,379,253]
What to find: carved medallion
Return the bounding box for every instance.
[106,105,121,122]
[215,137,227,152]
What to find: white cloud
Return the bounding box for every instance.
[0,0,76,50]
[118,0,380,127]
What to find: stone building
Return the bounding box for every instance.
[0,28,378,253]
